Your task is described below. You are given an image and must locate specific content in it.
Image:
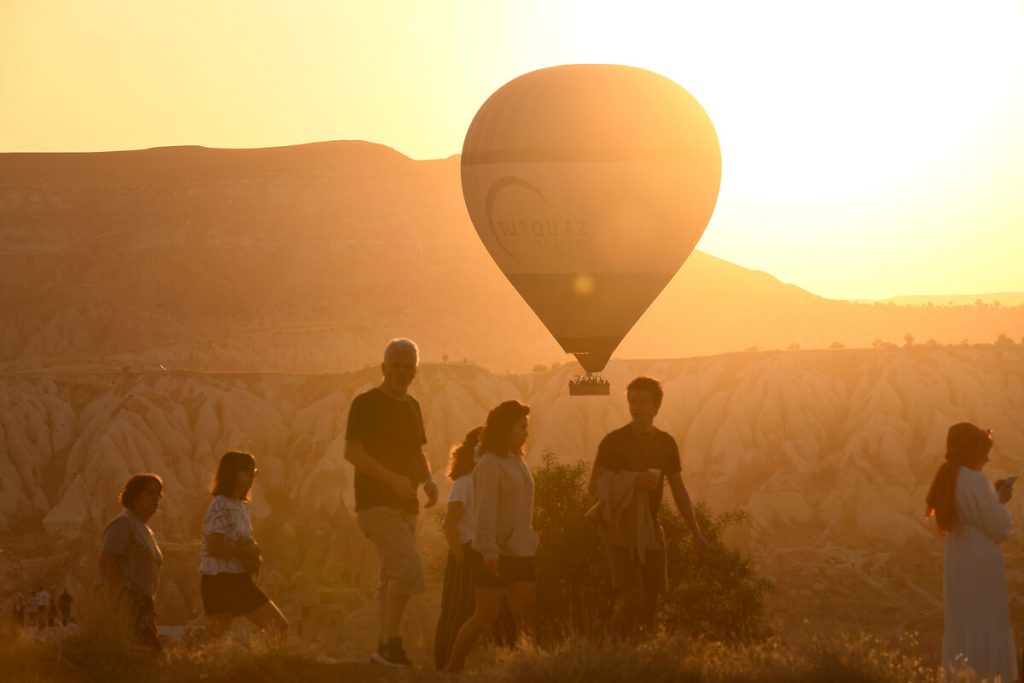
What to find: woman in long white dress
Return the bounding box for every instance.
[926,422,1016,682]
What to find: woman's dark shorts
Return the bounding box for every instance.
[201,572,269,616]
[471,552,536,589]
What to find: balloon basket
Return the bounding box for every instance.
[569,374,610,396]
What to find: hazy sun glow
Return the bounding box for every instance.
[2,0,1022,300]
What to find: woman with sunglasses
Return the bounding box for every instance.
[926,424,1015,682]
[199,451,287,640]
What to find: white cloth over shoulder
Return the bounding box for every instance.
[586,468,661,562]
[941,467,1016,682]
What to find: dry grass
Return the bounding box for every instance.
[474,633,937,683]
[0,598,979,683]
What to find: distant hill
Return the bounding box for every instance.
[1,141,1022,373]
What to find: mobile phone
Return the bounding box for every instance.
[1002,474,1018,490]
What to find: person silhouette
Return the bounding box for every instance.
[345,338,438,667]
[58,588,73,626]
[926,423,1016,682]
[199,451,287,641]
[587,376,707,637]
[97,473,165,649]
[445,400,537,674]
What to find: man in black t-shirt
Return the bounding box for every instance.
[345,338,438,667]
[590,376,706,637]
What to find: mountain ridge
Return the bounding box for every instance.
[1,140,1022,374]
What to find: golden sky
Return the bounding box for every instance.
[2,0,1022,300]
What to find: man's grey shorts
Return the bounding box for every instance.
[357,506,426,595]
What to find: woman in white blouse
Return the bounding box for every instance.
[926,423,1016,682]
[200,451,287,640]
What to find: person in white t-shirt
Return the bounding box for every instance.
[200,451,287,641]
[35,589,51,621]
[433,427,482,669]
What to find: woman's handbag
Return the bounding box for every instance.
[236,536,262,576]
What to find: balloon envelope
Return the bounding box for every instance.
[461,64,721,373]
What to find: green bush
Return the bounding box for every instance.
[532,453,773,642]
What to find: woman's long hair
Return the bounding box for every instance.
[448,427,483,481]
[478,400,530,458]
[211,451,257,501]
[925,422,993,533]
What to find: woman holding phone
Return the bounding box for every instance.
[925,423,1015,682]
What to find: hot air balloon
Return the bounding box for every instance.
[461,65,721,395]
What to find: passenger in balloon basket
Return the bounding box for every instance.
[586,376,707,637]
[444,400,538,673]
[570,373,611,395]
[345,338,439,668]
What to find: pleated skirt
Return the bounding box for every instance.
[434,543,518,669]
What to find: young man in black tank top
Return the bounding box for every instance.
[590,376,707,636]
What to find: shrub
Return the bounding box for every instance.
[531,454,773,643]
[532,457,611,640]
[660,505,773,642]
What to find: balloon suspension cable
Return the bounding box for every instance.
[569,373,610,396]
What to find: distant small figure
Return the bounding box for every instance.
[12,592,25,628]
[199,451,287,641]
[445,400,537,674]
[97,473,165,649]
[926,423,1016,682]
[587,376,707,637]
[58,588,73,626]
[25,589,39,628]
[34,587,51,629]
